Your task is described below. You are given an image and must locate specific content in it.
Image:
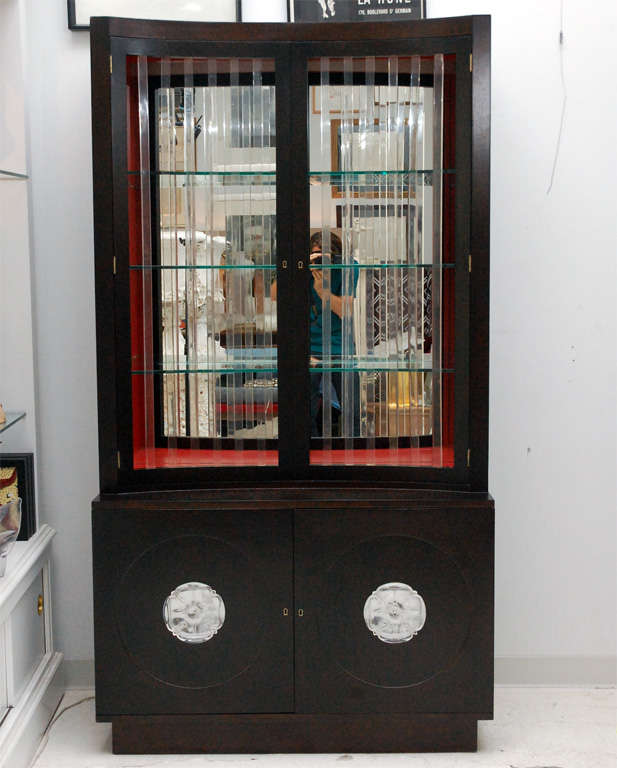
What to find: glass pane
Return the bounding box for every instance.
[308,55,455,468]
[127,56,278,469]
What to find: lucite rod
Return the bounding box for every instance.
[431,54,444,465]
[206,59,222,448]
[319,58,333,448]
[182,58,201,450]
[341,56,354,455]
[137,55,155,466]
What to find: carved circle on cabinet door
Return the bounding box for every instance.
[321,535,473,688]
[115,534,265,690]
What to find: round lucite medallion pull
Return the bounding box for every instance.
[363,582,426,644]
[163,582,225,644]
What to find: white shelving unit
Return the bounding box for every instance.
[0,527,63,768]
[0,2,64,766]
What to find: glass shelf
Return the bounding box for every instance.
[133,362,448,374]
[133,364,278,375]
[129,264,277,271]
[310,362,453,373]
[129,263,451,271]
[307,262,454,270]
[0,411,26,434]
[309,169,454,177]
[128,170,276,177]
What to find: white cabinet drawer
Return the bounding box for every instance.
[8,570,45,704]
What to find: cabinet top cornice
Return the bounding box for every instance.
[93,15,488,43]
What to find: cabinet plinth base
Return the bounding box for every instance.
[112,713,483,754]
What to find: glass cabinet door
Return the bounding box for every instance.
[116,39,468,480]
[126,55,280,470]
[305,53,457,468]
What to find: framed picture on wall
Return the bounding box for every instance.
[0,453,36,541]
[289,0,425,23]
[68,0,241,30]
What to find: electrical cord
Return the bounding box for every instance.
[30,694,95,766]
[547,0,567,194]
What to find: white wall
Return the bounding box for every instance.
[20,0,616,681]
[0,0,38,463]
[24,0,98,666]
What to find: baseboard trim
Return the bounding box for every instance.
[0,651,64,768]
[65,656,616,692]
[63,659,95,689]
[494,656,616,686]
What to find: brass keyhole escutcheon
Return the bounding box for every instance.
[37,594,44,616]
[297,608,304,617]
[282,608,289,616]
[297,261,304,270]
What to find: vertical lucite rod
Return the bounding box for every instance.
[375,76,384,441]
[158,77,172,437]
[385,56,398,454]
[364,56,376,461]
[264,78,277,444]
[253,59,265,459]
[244,61,257,454]
[341,55,354,455]
[408,55,422,452]
[192,83,206,439]
[319,58,332,448]
[137,56,155,467]
[160,58,182,448]
[207,59,222,447]
[221,64,233,448]
[431,54,444,465]
[182,58,200,449]
[228,58,241,453]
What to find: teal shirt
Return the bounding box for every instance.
[310,264,359,357]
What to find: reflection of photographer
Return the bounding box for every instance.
[271,230,359,437]
[309,231,359,438]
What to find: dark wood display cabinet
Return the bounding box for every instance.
[90,15,493,753]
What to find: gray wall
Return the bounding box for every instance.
[21,0,616,684]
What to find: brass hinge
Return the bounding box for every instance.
[117,451,121,469]
[469,53,473,72]
[37,594,44,616]
[467,448,471,467]
[468,254,472,273]
[110,55,113,75]
[113,256,117,275]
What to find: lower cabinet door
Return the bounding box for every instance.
[9,571,46,704]
[294,505,494,714]
[93,506,293,717]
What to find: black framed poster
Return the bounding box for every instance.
[289,0,425,22]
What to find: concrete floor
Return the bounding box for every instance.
[31,687,615,768]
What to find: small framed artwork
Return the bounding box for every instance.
[68,0,241,31]
[0,454,36,541]
[289,0,425,23]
